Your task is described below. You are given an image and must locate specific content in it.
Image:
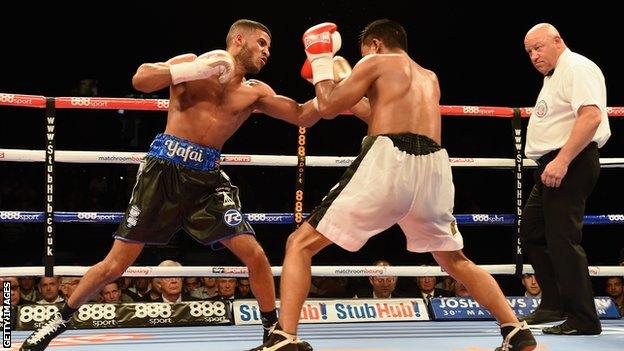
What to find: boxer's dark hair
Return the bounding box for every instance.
[360,19,407,51]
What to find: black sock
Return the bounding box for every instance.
[260,309,278,329]
[60,302,78,320]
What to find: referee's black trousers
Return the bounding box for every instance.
[520,142,601,329]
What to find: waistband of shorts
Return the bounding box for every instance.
[147,133,220,171]
[374,133,443,156]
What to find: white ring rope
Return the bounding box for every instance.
[0,265,622,278]
[2,148,624,168]
[1,96,622,281]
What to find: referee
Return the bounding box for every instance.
[519,23,611,335]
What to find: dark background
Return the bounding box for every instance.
[1,3,622,294]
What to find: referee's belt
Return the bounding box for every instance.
[536,141,597,166]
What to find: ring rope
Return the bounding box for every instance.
[2,149,624,167]
[1,211,622,225]
[2,93,624,117]
[0,264,622,278]
[3,93,623,278]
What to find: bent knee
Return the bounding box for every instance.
[285,227,328,256]
[285,231,309,252]
[285,233,299,251]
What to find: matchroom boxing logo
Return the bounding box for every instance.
[2,281,11,347]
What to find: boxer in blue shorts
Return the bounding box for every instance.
[114,133,251,246]
[20,19,319,351]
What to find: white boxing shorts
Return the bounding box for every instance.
[307,133,463,252]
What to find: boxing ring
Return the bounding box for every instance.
[1,93,624,350]
[5,320,624,351]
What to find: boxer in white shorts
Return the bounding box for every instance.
[308,132,462,253]
[253,19,536,351]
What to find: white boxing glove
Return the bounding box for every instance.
[301,56,352,84]
[332,56,352,82]
[169,49,234,85]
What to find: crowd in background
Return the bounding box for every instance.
[2,258,622,317]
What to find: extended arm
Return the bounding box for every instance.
[252,81,322,128]
[315,56,378,118]
[302,56,371,122]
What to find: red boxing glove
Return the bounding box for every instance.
[302,22,342,84]
[301,59,313,84]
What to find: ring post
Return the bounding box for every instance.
[44,97,56,277]
[294,127,307,229]
[512,107,523,276]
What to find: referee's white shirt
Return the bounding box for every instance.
[525,48,611,160]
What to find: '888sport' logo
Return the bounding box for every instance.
[472,214,491,222]
[0,211,39,221]
[246,213,266,222]
[19,305,59,323]
[462,106,480,114]
[608,215,624,222]
[0,211,22,220]
[77,304,116,321]
[156,99,169,109]
[134,303,172,318]
[70,97,92,106]
[188,301,227,317]
[69,97,107,107]
[77,212,98,220]
[471,214,506,223]
[0,94,15,103]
